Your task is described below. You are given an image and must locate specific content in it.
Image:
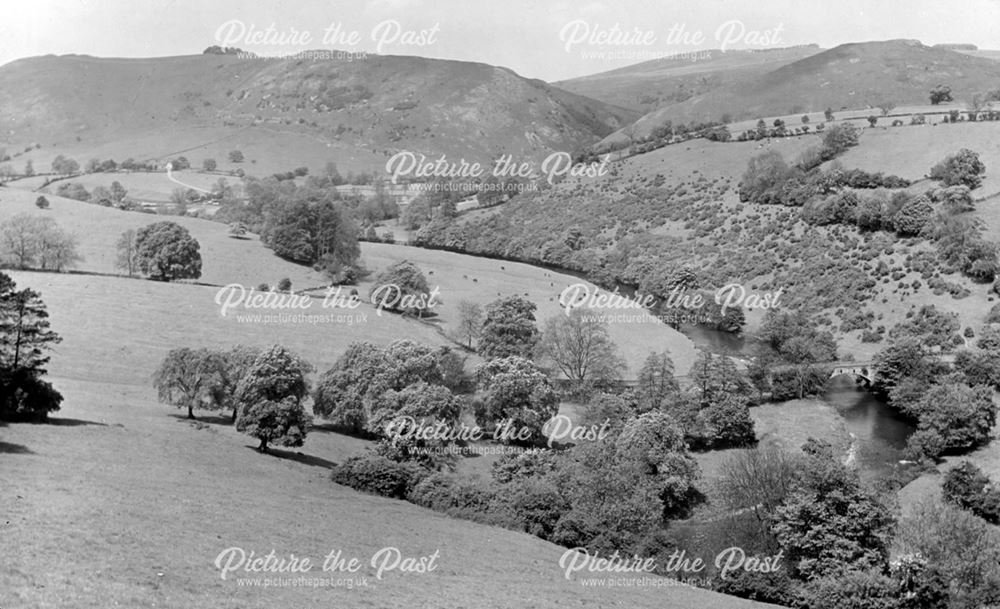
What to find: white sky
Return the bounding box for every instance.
[2,0,1000,81]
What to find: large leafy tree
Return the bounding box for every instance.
[771,441,896,581]
[234,345,313,452]
[312,340,448,432]
[134,221,202,281]
[152,348,226,419]
[904,379,997,460]
[478,296,540,360]
[476,356,558,441]
[537,308,626,383]
[237,397,312,453]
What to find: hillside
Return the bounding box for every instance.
[0,53,637,175]
[599,39,1000,145]
[556,45,821,112]
[415,119,1000,358]
[0,187,761,608]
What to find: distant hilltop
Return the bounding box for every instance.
[935,43,979,51]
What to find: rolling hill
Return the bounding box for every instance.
[597,39,1000,146]
[555,45,822,112]
[0,52,637,175]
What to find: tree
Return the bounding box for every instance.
[369,260,432,316]
[0,214,80,271]
[35,222,81,271]
[276,277,292,292]
[234,345,313,452]
[228,150,244,163]
[689,350,755,406]
[738,150,790,205]
[930,149,986,189]
[478,296,540,359]
[24,159,34,177]
[821,122,860,157]
[115,229,139,277]
[312,340,450,433]
[110,181,128,205]
[0,215,42,269]
[771,443,896,580]
[871,337,940,398]
[878,101,896,116]
[202,158,217,172]
[636,351,679,410]
[824,107,835,121]
[90,185,113,206]
[0,278,62,374]
[215,345,263,422]
[152,348,225,419]
[718,445,804,548]
[476,356,559,441]
[228,222,248,238]
[892,195,934,236]
[237,397,311,453]
[904,380,996,460]
[34,196,49,209]
[897,498,1000,608]
[614,410,702,516]
[943,461,1000,524]
[867,115,878,127]
[51,155,79,175]
[538,308,626,383]
[930,85,953,105]
[0,366,64,422]
[134,221,202,281]
[455,299,484,349]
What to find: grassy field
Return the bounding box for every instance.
[0,377,781,609]
[361,242,698,377]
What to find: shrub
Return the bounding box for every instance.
[942,461,1000,524]
[332,454,430,499]
[930,149,986,189]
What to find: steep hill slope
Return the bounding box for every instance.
[600,39,1000,144]
[556,45,821,112]
[0,53,637,173]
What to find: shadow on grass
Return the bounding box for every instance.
[309,422,379,440]
[169,413,234,426]
[0,441,33,454]
[48,417,108,427]
[244,445,339,470]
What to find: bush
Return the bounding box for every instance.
[0,368,63,422]
[942,461,1000,524]
[331,454,429,499]
[930,149,986,189]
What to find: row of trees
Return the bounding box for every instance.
[0,214,81,271]
[154,345,311,452]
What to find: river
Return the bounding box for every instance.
[681,324,915,480]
